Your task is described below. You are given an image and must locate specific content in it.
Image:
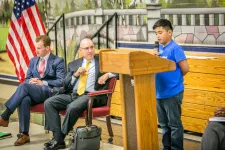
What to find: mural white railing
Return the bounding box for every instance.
[64,10,96,26]
[60,9,147,27]
[56,7,225,28]
[162,8,225,26]
[50,4,225,45]
[102,9,147,25]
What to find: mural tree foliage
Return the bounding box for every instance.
[166,0,221,7]
[84,0,95,9]
[0,0,12,26]
[62,0,70,14]
[53,2,60,16]
[70,0,76,12]
[220,0,225,6]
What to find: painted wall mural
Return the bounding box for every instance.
[0,0,224,126]
[174,26,225,45]
[0,0,225,52]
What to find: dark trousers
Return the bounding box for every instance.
[157,91,184,150]
[5,83,51,133]
[44,94,89,135]
[201,122,225,150]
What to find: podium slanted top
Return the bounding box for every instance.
[99,49,176,76]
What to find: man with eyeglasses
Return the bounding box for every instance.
[43,38,117,150]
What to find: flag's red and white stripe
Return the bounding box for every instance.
[6,2,46,83]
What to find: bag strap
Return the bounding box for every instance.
[87,125,99,129]
[75,125,101,135]
[87,125,101,134]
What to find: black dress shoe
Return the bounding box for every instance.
[44,138,55,147]
[43,140,66,150]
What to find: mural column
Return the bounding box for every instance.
[146,3,161,43]
[95,0,103,24]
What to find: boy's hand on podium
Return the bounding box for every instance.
[152,49,160,56]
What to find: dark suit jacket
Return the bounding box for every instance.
[24,53,66,88]
[55,55,110,107]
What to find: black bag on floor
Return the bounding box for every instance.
[70,125,102,150]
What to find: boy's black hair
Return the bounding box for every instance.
[152,19,173,31]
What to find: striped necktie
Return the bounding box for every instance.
[38,58,45,78]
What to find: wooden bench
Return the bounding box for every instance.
[109,52,225,133]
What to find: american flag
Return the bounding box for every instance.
[6,0,46,83]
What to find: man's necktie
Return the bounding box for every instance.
[38,59,45,78]
[77,61,91,95]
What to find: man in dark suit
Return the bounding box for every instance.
[0,35,66,146]
[201,106,225,150]
[43,38,116,150]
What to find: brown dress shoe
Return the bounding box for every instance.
[14,134,30,146]
[0,117,9,127]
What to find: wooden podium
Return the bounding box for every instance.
[99,49,175,150]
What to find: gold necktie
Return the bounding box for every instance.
[77,61,91,95]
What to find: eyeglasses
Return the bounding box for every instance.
[80,46,94,51]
